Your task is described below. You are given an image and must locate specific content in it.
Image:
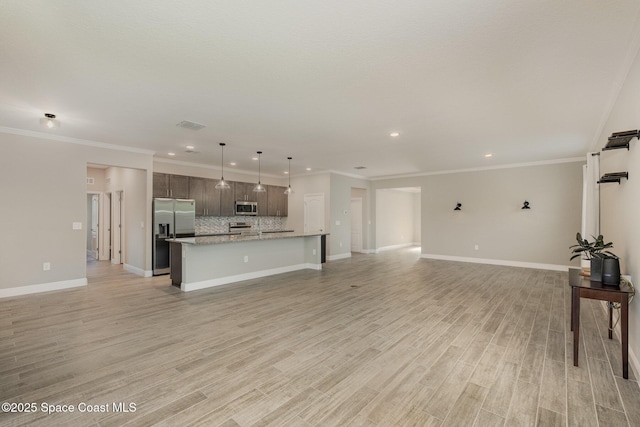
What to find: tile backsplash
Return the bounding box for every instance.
[195,216,288,234]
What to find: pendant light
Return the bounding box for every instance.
[214,143,230,190]
[253,151,266,192]
[284,157,293,194]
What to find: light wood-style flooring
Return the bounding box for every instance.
[1,248,640,426]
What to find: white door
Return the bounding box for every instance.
[102,193,112,261]
[350,197,363,252]
[304,193,324,233]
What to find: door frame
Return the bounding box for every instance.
[102,192,112,261]
[112,190,125,264]
[350,197,363,253]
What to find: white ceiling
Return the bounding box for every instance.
[2,1,640,178]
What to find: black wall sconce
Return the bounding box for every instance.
[454,202,462,211]
[521,200,531,209]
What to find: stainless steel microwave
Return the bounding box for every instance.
[235,201,257,215]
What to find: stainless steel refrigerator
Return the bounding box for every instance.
[153,198,195,275]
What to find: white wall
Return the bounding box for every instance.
[373,160,583,268]
[351,187,370,250]
[0,130,153,295]
[87,167,106,192]
[375,189,420,249]
[420,163,583,266]
[597,43,640,373]
[285,173,331,246]
[413,191,421,243]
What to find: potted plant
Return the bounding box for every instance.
[570,233,617,282]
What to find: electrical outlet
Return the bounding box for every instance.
[72,222,82,230]
[313,249,317,255]
[339,241,343,247]
[474,244,479,250]
[244,255,249,263]
[43,262,51,271]
[335,220,341,226]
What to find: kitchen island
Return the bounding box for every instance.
[168,232,328,292]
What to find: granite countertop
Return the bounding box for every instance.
[195,230,294,237]
[195,232,241,237]
[169,231,328,246]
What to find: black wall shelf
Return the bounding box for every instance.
[598,172,628,184]
[603,130,639,151]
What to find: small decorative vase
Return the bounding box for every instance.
[590,258,603,282]
[602,257,620,285]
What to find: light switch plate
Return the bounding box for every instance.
[72,222,82,230]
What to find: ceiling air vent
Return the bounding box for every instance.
[354,166,367,170]
[176,120,206,131]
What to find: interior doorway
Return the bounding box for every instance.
[350,197,363,252]
[86,193,100,260]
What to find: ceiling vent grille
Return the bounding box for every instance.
[176,120,206,131]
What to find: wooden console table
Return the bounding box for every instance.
[569,268,632,379]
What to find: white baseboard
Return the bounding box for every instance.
[327,253,352,261]
[182,263,322,292]
[420,253,572,272]
[123,263,152,277]
[360,249,376,254]
[0,278,87,299]
[377,243,415,253]
[598,301,639,380]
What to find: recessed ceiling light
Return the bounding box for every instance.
[168,152,176,156]
[390,132,400,137]
[40,113,60,129]
[306,167,312,171]
[284,171,289,174]
[229,162,236,166]
[186,145,195,150]
[484,153,493,158]
[252,157,258,161]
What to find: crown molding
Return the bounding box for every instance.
[370,156,585,181]
[0,126,156,155]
